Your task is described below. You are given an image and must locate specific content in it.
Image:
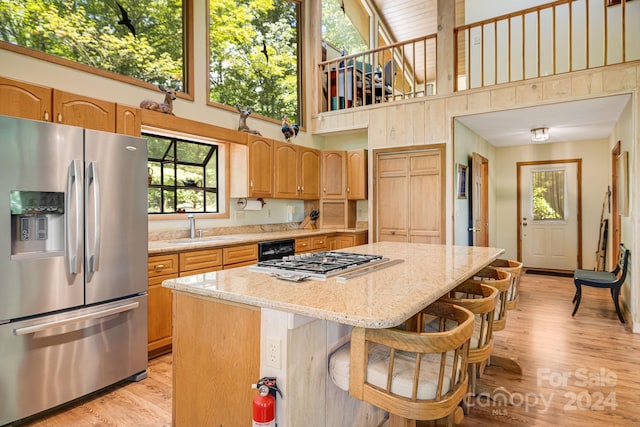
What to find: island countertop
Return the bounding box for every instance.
[162,242,504,328]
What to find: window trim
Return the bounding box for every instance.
[143,125,231,221]
[0,0,195,100]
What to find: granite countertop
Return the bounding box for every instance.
[162,241,505,328]
[148,228,367,254]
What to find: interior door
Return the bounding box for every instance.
[470,152,489,246]
[518,161,580,270]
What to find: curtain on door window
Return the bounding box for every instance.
[531,169,566,220]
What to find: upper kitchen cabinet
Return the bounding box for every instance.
[247,134,274,198]
[116,103,142,136]
[53,90,116,132]
[274,141,299,199]
[347,149,367,200]
[0,77,52,121]
[321,150,346,199]
[299,146,321,199]
[274,142,321,200]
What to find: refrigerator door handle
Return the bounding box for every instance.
[87,161,101,273]
[66,160,82,275]
[13,302,140,336]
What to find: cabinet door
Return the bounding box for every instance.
[274,141,299,199]
[116,103,142,136]
[347,149,367,200]
[248,135,274,197]
[223,244,258,267]
[148,273,177,354]
[0,77,52,121]
[299,146,321,199]
[179,249,223,274]
[53,90,116,132]
[322,150,346,199]
[295,237,311,253]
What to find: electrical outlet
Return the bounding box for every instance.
[266,336,281,369]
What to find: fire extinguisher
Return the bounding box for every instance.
[252,377,282,427]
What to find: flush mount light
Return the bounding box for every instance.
[531,127,549,142]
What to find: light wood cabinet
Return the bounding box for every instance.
[295,237,311,254]
[321,150,347,199]
[347,149,367,200]
[296,235,327,253]
[179,249,223,276]
[223,244,258,269]
[299,146,321,199]
[173,294,260,427]
[116,103,142,136]
[0,77,52,121]
[248,134,274,198]
[1,77,138,136]
[52,89,116,132]
[147,254,179,356]
[274,142,321,200]
[376,148,444,243]
[274,141,299,198]
[319,200,356,229]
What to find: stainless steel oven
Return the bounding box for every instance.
[258,238,295,261]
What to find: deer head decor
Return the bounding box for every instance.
[140,85,177,115]
[235,104,262,135]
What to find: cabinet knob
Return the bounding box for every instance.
[250,180,254,188]
[347,187,350,192]
[154,264,165,271]
[300,186,304,191]
[57,113,63,123]
[44,111,50,121]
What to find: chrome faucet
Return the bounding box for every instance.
[187,214,196,239]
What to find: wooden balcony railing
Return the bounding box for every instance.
[454,0,640,90]
[318,34,437,113]
[317,0,638,113]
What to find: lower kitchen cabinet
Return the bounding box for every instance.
[223,244,258,269]
[179,248,223,276]
[147,254,179,357]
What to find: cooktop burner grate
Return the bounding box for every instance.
[250,251,386,279]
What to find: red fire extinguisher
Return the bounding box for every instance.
[252,385,275,426]
[252,377,282,427]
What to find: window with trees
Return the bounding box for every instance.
[322,0,368,55]
[531,169,566,221]
[146,133,219,214]
[208,0,301,124]
[0,0,188,92]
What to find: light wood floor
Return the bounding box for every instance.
[19,273,640,426]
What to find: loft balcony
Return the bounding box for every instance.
[317,0,640,115]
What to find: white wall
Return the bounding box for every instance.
[452,121,497,246]
[494,138,610,265]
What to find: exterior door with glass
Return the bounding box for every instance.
[518,160,581,270]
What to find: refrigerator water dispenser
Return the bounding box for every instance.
[10,190,65,257]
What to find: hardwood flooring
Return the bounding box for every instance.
[17,274,640,426]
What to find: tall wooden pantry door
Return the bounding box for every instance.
[374,146,445,243]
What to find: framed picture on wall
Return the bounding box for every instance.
[456,164,468,199]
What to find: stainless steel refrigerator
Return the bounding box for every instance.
[0,116,148,425]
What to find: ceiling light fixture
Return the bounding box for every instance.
[531,127,549,142]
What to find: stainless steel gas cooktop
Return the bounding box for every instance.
[249,251,388,281]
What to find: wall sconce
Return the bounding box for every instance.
[531,127,549,142]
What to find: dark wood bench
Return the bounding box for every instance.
[572,244,630,323]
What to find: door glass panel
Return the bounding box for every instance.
[531,169,566,221]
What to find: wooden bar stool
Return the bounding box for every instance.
[489,259,524,312]
[328,301,475,427]
[437,281,499,399]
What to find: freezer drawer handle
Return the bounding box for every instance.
[13,302,140,336]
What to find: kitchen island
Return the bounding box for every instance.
[163,242,504,426]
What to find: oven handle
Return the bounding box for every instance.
[13,302,139,336]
